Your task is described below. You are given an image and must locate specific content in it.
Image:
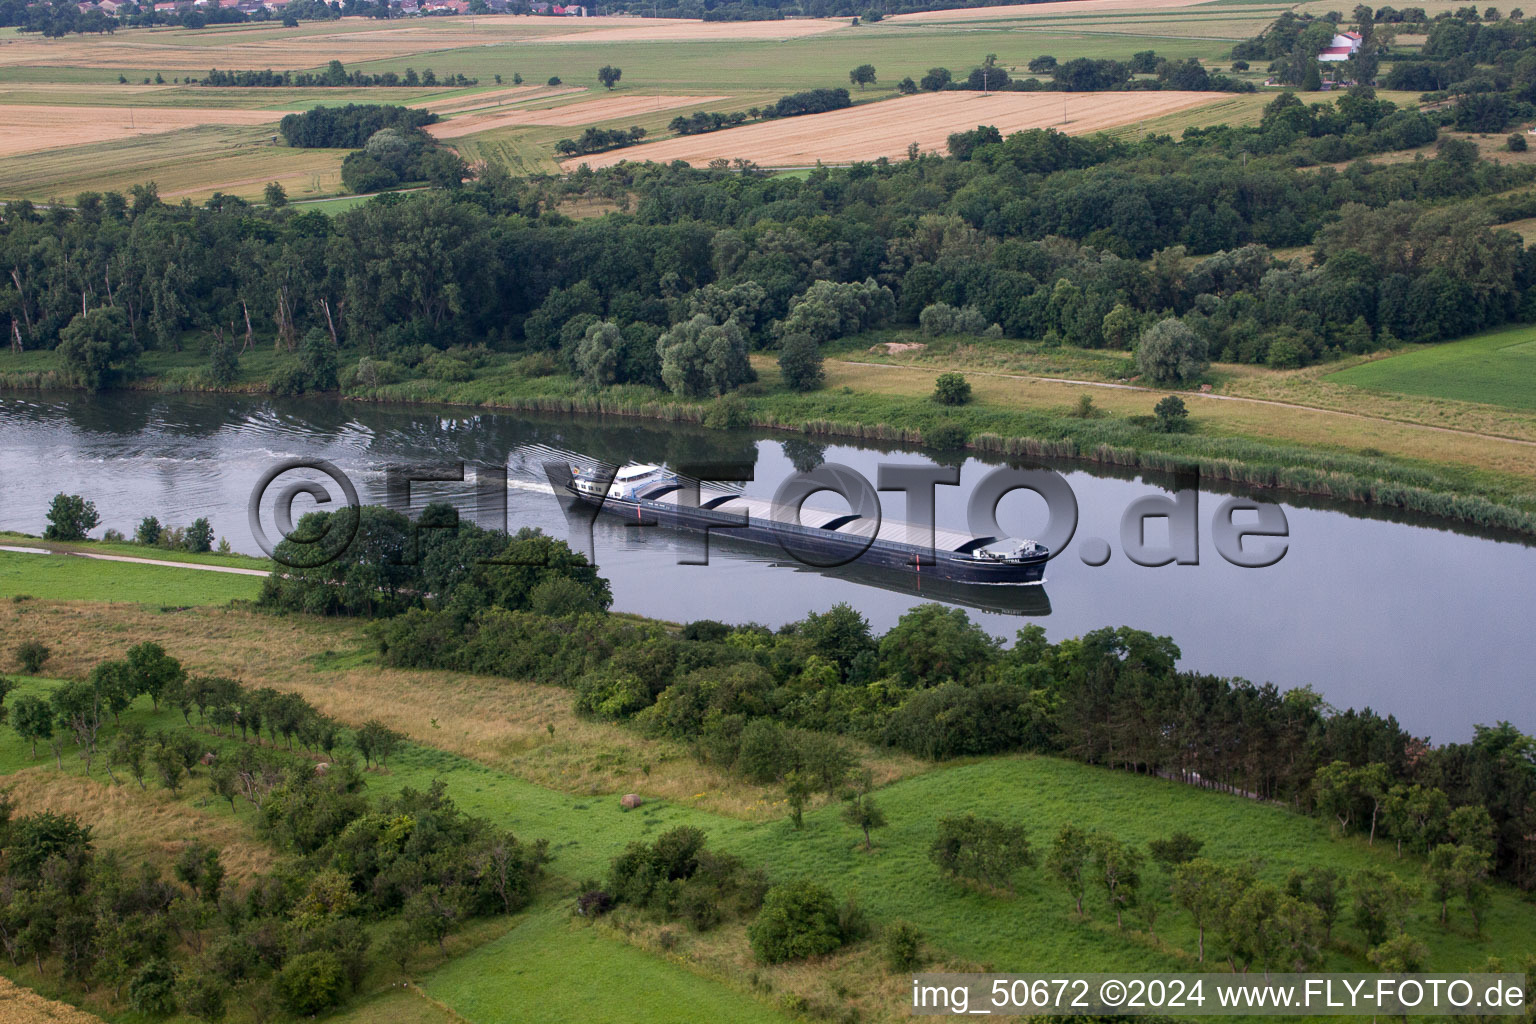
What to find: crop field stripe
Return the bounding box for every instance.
[561,90,1224,168]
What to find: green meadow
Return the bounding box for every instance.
[2,579,1532,1024]
[0,549,263,605]
[1326,325,1536,412]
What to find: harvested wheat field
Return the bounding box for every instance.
[0,977,106,1024]
[430,93,728,139]
[423,84,585,116]
[533,16,848,42]
[0,19,548,72]
[0,103,292,157]
[562,90,1223,169]
[888,0,1211,20]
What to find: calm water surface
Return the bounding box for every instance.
[1,391,1531,742]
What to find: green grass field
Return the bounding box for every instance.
[0,549,262,604]
[422,905,795,1024]
[1325,325,1536,412]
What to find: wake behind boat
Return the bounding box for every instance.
[566,463,1049,585]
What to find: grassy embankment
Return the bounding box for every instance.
[1,585,1534,1023]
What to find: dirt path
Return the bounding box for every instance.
[0,545,269,576]
[838,359,1536,449]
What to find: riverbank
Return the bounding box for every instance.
[5,341,1536,536]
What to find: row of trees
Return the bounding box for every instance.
[199,61,476,89]
[909,52,1255,95]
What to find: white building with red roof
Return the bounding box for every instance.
[1319,31,1363,62]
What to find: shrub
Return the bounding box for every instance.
[883,921,924,972]
[1153,395,1190,433]
[919,302,988,336]
[748,880,845,963]
[128,959,179,1017]
[924,423,969,450]
[275,951,348,1015]
[15,641,50,674]
[932,372,972,405]
[1510,133,1528,152]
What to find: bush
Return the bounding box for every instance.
[924,423,969,450]
[1511,133,1529,152]
[919,302,988,336]
[932,372,972,405]
[883,921,924,972]
[15,641,49,674]
[128,959,179,1017]
[748,880,846,963]
[275,951,348,1015]
[1153,395,1190,433]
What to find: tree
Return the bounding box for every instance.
[1148,832,1204,876]
[932,372,972,405]
[1367,932,1429,972]
[128,959,178,1017]
[897,76,917,94]
[1350,866,1417,946]
[1136,318,1208,384]
[301,327,339,391]
[44,493,99,541]
[777,333,824,392]
[185,518,214,554]
[1173,858,1232,961]
[355,718,402,768]
[111,726,149,790]
[920,67,952,91]
[1153,395,1190,433]
[849,64,877,89]
[208,334,239,386]
[174,843,225,902]
[10,695,53,758]
[930,814,1035,891]
[57,306,140,390]
[136,516,162,546]
[1285,866,1345,939]
[748,880,845,963]
[1047,824,1091,915]
[1301,59,1322,91]
[570,320,623,386]
[657,314,754,398]
[263,181,288,207]
[1090,834,1143,929]
[784,771,812,829]
[597,65,622,89]
[841,771,887,851]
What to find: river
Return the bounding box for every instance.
[1,391,1531,742]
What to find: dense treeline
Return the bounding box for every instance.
[252,506,1536,891]
[0,0,340,35]
[910,52,1255,94]
[0,642,548,1019]
[277,104,439,148]
[199,60,478,89]
[5,84,1531,399]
